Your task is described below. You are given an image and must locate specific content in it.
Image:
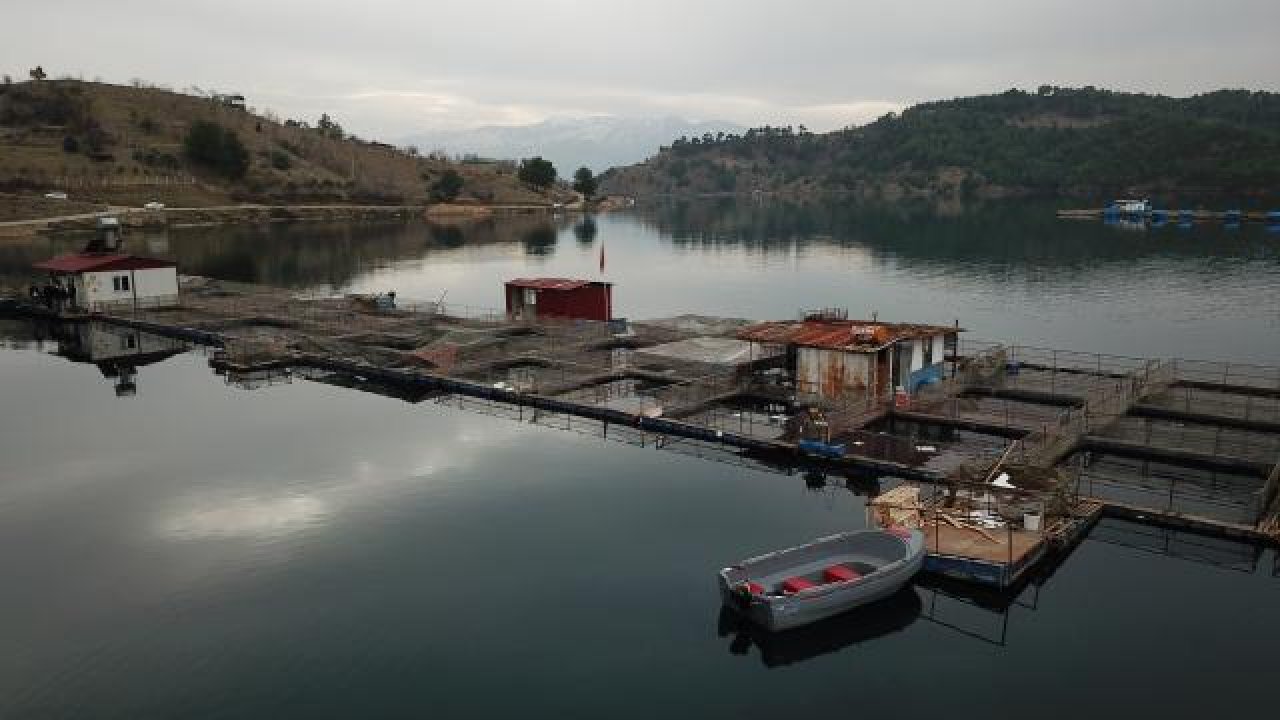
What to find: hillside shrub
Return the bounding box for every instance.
[270,150,292,171]
[184,120,249,179]
[429,168,464,201]
[517,156,556,188]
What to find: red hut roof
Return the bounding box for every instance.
[33,253,175,274]
[505,277,609,291]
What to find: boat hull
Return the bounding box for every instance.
[719,528,924,632]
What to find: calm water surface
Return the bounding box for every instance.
[2,200,1278,717]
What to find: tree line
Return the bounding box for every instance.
[627,87,1280,195]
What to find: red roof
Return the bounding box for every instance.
[738,319,959,352]
[32,253,176,274]
[505,277,607,291]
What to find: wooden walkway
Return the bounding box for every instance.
[899,347,1280,545]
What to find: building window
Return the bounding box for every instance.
[113,275,131,293]
[922,336,934,366]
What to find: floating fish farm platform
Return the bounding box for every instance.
[4,277,1277,593]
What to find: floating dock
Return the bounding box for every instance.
[1057,207,1280,225]
[868,484,1103,589]
[4,277,1277,594]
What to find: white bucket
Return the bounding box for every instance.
[1023,512,1042,532]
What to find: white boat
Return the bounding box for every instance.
[1111,198,1150,214]
[718,526,925,631]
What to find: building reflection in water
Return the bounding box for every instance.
[50,321,186,396]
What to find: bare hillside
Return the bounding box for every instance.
[0,79,563,208]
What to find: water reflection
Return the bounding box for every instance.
[11,319,188,396]
[1088,517,1266,573]
[156,493,330,541]
[3,198,1272,297]
[573,216,599,245]
[521,222,558,256]
[636,196,1280,270]
[0,213,577,292]
[716,587,922,667]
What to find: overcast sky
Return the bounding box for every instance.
[6,1,1278,141]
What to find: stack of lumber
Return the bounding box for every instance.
[931,511,1000,543]
[869,485,923,528]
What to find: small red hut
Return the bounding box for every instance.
[505,278,613,322]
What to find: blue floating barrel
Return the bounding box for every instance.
[798,439,846,459]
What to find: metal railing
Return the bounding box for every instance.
[1073,453,1266,526]
[1170,358,1280,391]
[89,295,182,313]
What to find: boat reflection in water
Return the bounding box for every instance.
[717,587,921,668]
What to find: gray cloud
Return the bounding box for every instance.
[5,0,1277,139]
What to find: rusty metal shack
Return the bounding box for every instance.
[737,311,961,403]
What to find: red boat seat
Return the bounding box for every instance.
[745,581,765,595]
[823,564,861,583]
[781,577,816,594]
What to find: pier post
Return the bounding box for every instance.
[1007,523,1013,569]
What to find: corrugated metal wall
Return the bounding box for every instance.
[796,347,873,401]
[505,285,612,322]
[536,285,611,321]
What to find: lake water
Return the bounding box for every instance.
[2,199,1278,718]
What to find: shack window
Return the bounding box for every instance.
[922,336,934,366]
[113,275,130,292]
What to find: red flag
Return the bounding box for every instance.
[599,244,606,273]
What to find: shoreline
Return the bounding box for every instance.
[0,201,606,238]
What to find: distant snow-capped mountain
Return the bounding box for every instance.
[400,115,744,174]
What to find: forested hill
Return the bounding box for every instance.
[598,87,1280,199]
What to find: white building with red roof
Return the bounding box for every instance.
[32,252,178,312]
[31,216,179,313]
